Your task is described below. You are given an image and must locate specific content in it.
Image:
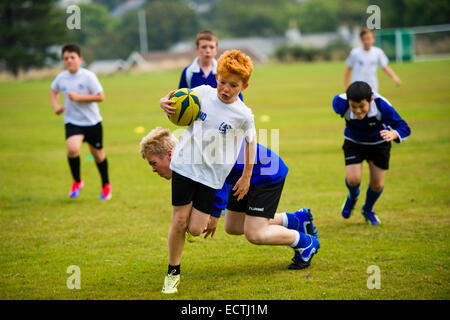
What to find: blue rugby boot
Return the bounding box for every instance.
[283,208,318,237]
[288,235,320,270]
[361,207,381,226]
[341,193,358,219]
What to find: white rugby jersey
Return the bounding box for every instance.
[345,46,389,93]
[51,68,103,126]
[170,85,255,189]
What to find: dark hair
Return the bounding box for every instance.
[61,44,81,57]
[346,81,372,102]
[360,27,374,38]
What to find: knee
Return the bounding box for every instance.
[67,148,80,158]
[224,223,240,235]
[187,224,203,237]
[171,216,188,233]
[369,182,384,193]
[244,229,264,245]
[346,176,361,186]
[92,150,105,163]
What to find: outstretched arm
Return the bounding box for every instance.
[232,138,256,201]
[382,66,401,86]
[344,66,352,89]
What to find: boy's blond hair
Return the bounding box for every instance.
[217,50,253,85]
[139,127,178,159]
[195,30,218,47]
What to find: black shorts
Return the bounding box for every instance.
[226,179,285,219]
[343,139,391,170]
[65,122,103,150]
[171,171,218,214]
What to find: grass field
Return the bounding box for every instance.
[0,60,449,300]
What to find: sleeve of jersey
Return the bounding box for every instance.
[178,67,188,89]
[345,50,355,67]
[243,113,256,143]
[332,94,348,117]
[378,49,389,68]
[50,76,60,92]
[379,100,411,143]
[210,183,231,218]
[88,72,104,95]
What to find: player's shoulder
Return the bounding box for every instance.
[350,47,364,55]
[192,84,214,96]
[234,98,253,117]
[332,93,349,116]
[333,93,348,105]
[80,67,99,79]
[371,46,386,56]
[373,92,393,109]
[54,69,70,80]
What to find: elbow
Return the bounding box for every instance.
[97,92,105,102]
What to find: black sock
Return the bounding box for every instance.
[168,264,180,275]
[95,158,109,186]
[68,156,81,183]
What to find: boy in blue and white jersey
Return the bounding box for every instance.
[333,81,411,225]
[178,30,243,100]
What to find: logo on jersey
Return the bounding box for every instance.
[369,122,376,126]
[218,122,232,135]
[198,111,207,121]
[78,83,84,90]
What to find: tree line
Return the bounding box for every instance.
[1,0,449,75]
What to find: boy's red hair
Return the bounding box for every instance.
[217,50,253,84]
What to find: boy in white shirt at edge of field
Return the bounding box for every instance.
[344,28,401,93]
[50,44,111,201]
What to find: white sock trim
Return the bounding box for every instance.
[290,230,300,248]
[281,212,289,228]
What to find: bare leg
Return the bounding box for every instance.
[368,161,386,192]
[88,144,106,163]
[66,134,84,158]
[345,163,363,187]
[168,203,192,266]
[187,207,212,236]
[224,209,246,235]
[244,215,296,246]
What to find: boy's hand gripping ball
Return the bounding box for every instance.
[168,88,201,126]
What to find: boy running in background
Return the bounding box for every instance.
[344,28,401,93]
[333,81,411,225]
[50,44,111,200]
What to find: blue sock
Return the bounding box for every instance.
[291,231,311,249]
[363,187,383,212]
[283,212,299,230]
[345,179,360,199]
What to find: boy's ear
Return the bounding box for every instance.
[370,97,374,103]
[241,83,249,91]
[168,149,173,160]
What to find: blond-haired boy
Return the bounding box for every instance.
[140,127,320,279]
